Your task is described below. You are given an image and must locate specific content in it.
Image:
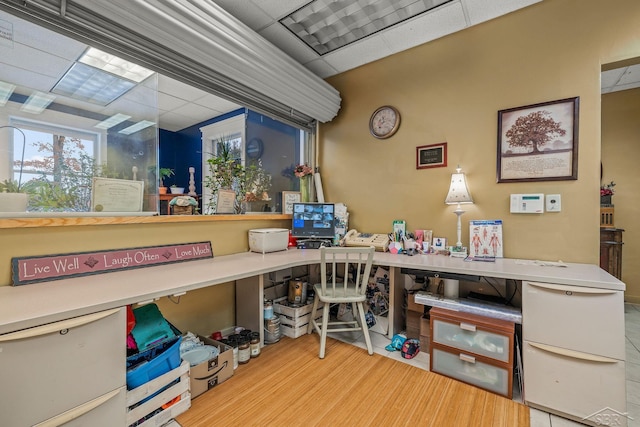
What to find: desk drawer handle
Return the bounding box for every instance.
[459,322,476,332]
[459,353,476,364]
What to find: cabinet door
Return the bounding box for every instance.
[522,281,624,360]
[523,340,627,426]
[0,308,126,426]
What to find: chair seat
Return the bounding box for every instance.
[312,283,367,303]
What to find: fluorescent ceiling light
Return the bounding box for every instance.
[119,120,155,135]
[20,91,56,114]
[79,47,154,83]
[95,113,132,129]
[52,62,137,106]
[280,0,452,55]
[0,81,16,106]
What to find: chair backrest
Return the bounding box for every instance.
[319,246,375,297]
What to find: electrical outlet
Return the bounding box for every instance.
[546,194,561,212]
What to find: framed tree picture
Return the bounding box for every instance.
[497,97,579,182]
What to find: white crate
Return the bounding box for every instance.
[280,322,310,339]
[126,360,191,427]
[279,311,323,329]
[274,299,323,319]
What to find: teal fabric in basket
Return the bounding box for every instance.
[131,303,178,351]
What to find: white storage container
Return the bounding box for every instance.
[248,228,289,254]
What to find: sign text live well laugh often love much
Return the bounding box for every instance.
[11,242,213,285]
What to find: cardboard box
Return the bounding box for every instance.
[189,336,234,398]
[407,293,424,313]
[406,310,421,338]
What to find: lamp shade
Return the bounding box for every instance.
[445,167,473,205]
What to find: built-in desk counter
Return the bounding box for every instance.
[0,249,627,426]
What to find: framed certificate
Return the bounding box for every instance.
[91,178,143,212]
[216,189,237,214]
[282,191,301,214]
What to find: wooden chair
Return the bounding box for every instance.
[307,246,375,358]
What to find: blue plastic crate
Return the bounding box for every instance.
[126,335,182,390]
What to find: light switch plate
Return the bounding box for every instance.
[546,194,561,212]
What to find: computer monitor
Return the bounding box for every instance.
[291,202,335,239]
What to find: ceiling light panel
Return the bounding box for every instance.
[95,113,132,129]
[79,47,154,83]
[20,91,56,114]
[0,80,16,106]
[280,0,452,55]
[52,62,136,106]
[118,120,156,135]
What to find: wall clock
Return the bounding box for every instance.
[369,105,400,139]
[246,137,264,159]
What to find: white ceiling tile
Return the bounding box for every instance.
[382,2,467,54]
[158,75,211,101]
[212,0,274,31]
[323,34,395,74]
[158,94,189,112]
[616,64,640,86]
[0,63,58,93]
[601,68,626,89]
[172,102,220,121]
[250,0,310,21]
[159,111,195,132]
[259,23,319,65]
[462,0,542,26]
[302,59,339,79]
[607,81,640,93]
[193,94,241,112]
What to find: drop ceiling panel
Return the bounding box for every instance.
[193,94,241,112]
[158,75,212,101]
[259,23,319,65]
[601,68,626,90]
[302,58,339,79]
[381,2,467,53]
[0,64,58,94]
[172,102,222,123]
[462,0,542,26]
[323,33,395,74]
[616,65,640,86]
[211,0,274,30]
[250,0,310,20]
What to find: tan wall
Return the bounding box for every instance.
[0,218,290,333]
[602,88,640,302]
[320,0,640,301]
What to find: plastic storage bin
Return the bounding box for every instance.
[126,336,182,390]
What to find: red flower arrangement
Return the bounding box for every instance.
[600,181,615,196]
[294,164,313,178]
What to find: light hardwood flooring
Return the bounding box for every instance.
[176,333,529,427]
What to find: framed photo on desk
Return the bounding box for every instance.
[216,189,236,214]
[282,191,301,214]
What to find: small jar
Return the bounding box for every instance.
[224,337,239,370]
[264,300,274,319]
[238,336,251,364]
[250,332,261,358]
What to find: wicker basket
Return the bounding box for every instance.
[171,205,194,215]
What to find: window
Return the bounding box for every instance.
[201,111,313,214]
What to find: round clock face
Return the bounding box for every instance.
[246,138,264,159]
[369,106,400,139]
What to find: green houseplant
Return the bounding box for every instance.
[204,137,271,213]
[157,167,175,195]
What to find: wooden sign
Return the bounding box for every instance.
[11,242,213,286]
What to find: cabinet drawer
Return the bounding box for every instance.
[432,317,511,363]
[522,281,624,359]
[430,307,513,364]
[0,308,126,426]
[431,345,512,398]
[523,340,627,426]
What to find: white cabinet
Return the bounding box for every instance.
[0,307,126,426]
[522,281,627,426]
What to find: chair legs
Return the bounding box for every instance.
[308,295,374,358]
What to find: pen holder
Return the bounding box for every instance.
[389,242,403,254]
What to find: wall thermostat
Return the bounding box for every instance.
[510,194,544,214]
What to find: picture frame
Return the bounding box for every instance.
[432,237,447,250]
[416,142,447,169]
[497,97,579,183]
[282,191,301,214]
[91,178,143,212]
[215,189,236,214]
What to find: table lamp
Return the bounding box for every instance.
[444,166,473,248]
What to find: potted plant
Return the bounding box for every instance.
[204,137,271,213]
[600,181,615,206]
[0,179,29,212]
[158,167,174,195]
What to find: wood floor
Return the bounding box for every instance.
[176,334,530,427]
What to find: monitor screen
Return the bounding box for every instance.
[291,202,335,239]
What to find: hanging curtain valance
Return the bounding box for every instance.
[0,0,341,130]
